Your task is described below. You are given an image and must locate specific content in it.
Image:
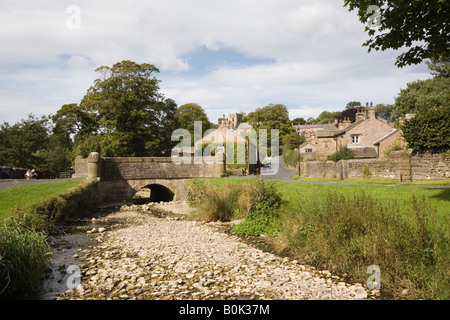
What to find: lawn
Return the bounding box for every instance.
[207,177,450,220]
[0,179,86,220]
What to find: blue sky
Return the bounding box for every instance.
[0,0,432,126]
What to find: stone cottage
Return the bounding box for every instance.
[295,102,407,160]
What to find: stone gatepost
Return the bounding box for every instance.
[87,152,102,179]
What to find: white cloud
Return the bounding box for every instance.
[0,0,432,126]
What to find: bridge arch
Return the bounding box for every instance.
[128,179,188,203]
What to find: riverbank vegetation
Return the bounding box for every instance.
[187,178,449,300]
[0,179,94,297]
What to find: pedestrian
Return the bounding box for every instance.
[25,169,31,179]
[31,169,37,179]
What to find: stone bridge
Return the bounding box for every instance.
[73,152,225,204]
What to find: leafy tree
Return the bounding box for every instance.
[291,117,306,125]
[174,103,212,145]
[282,132,306,150]
[335,101,362,123]
[316,111,341,124]
[344,0,450,67]
[426,57,450,78]
[73,60,176,157]
[391,77,450,120]
[375,103,394,122]
[0,114,49,169]
[401,105,450,152]
[246,104,294,149]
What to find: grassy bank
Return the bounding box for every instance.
[188,178,450,300]
[0,179,94,297]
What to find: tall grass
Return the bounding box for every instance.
[191,178,449,299]
[0,179,96,297]
[0,219,51,296]
[282,191,449,299]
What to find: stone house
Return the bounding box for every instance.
[296,102,407,160]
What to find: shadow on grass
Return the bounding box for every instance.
[430,188,450,202]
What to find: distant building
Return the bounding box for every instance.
[295,102,407,160]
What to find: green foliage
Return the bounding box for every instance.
[0,179,95,297]
[233,180,282,236]
[362,167,372,178]
[186,179,206,208]
[282,148,301,167]
[0,114,71,173]
[282,132,305,150]
[0,219,51,296]
[175,103,213,145]
[401,105,450,152]
[392,77,450,120]
[283,192,449,299]
[383,144,404,157]
[344,1,450,67]
[326,146,356,162]
[245,104,294,146]
[70,60,178,157]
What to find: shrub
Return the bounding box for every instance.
[233,180,282,236]
[327,146,356,162]
[282,148,301,167]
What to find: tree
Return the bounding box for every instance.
[174,103,212,144]
[391,77,450,120]
[0,114,49,169]
[76,60,176,157]
[401,105,450,152]
[375,103,394,122]
[316,111,341,124]
[282,132,306,150]
[344,0,450,67]
[335,101,362,123]
[291,117,306,125]
[427,57,450,78]
[246,104,295,149]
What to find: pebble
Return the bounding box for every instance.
[58,204,371,301]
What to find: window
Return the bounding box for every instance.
[305,149,313,153]
[351,135,360,144]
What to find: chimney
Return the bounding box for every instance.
[343,117,351,128]
[356,107,365,121]
[338,119,344,130]
[367,102,376,119]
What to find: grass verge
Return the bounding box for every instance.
[0,179,95,297]
[187,178,450,300]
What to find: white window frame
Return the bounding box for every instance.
[351,135,360,144]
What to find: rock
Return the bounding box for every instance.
[98,227,106,233]
[354,288,368,299]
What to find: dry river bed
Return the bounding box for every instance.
[52,201,379,300]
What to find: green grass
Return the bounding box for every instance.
[0,178,91,297]
[0,179,85,220]
[189,178,450,299]
[290,176,450,186]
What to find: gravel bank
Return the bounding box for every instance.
[58,202,375,300]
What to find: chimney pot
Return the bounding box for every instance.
[366,102,369,108]
[370,102,373,108]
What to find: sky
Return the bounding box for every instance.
[0,0,432,126]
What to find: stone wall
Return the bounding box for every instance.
[73,154,226,180]
[411,151,450,180]
[299,151,413,181]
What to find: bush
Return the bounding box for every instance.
[282,148,301,167]
[233,180,282,236]
[327,145,356,162]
